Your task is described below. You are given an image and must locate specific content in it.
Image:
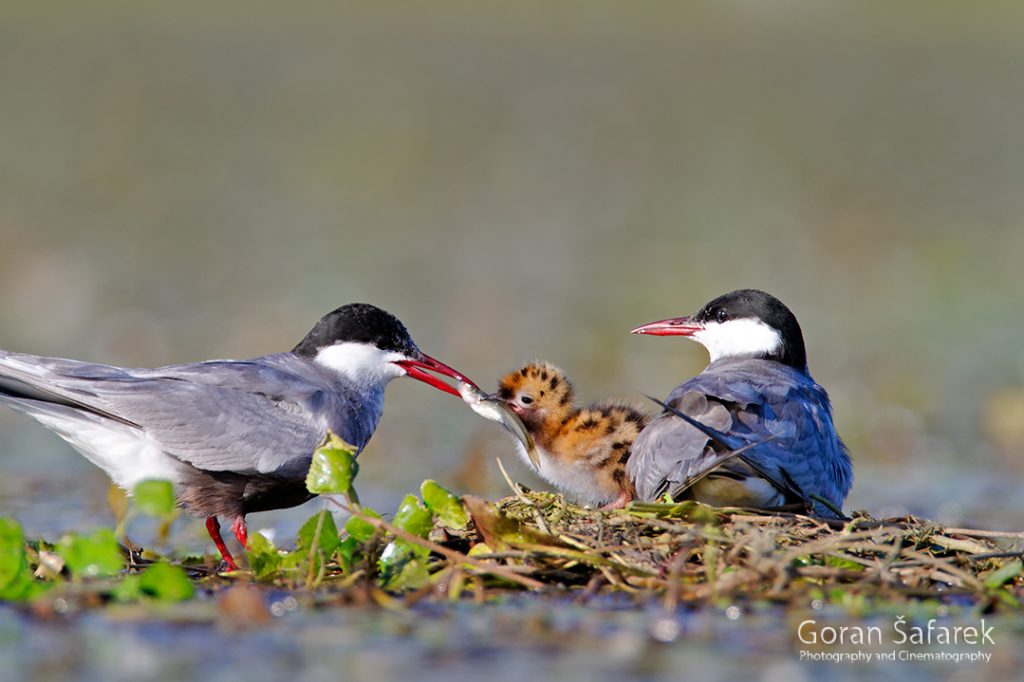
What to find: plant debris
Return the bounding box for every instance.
[1,445,1020,616]
[452,488,1023,610]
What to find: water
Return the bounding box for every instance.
[2,2,1023,679]
[2,1,1024,522]
[1,596,1020,682]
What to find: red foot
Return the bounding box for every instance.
[231,515,249,550]
[205,516,239,571]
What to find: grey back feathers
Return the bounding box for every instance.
[0,350,386,479]
[628,356,852,517]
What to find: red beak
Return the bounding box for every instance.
[394,352,477,397]
[630,316,703,337]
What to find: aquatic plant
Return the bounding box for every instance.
[0,436,1020,617]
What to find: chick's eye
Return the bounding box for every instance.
[520,395,534,405]
[715,308,729,323]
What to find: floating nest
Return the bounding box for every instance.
[414,487,1024,610]
[11,485,1023,617]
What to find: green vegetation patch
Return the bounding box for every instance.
[0,440,1018,618]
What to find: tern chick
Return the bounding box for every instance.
[496,362,649,509]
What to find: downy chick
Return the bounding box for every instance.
[496,361,649,509]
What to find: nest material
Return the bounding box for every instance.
[445,489,1024,608]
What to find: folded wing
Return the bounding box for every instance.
[627,358,851,516]
[0,351,363,477]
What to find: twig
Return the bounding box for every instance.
[942,528,1024,540]
[966,551,1024,562]
[496,458,552,535]
[495,457,531,504]
[306,505,329,587]
[896,548,985,591]
[928,534,992,555]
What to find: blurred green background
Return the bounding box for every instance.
[2,1,1023,542]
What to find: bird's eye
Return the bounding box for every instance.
[715,308,729,323]
[520,395,534,405]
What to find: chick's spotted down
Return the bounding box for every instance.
[496,362,649,509]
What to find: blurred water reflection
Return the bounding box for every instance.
[2,2,1023,538]
[2,597,1020,682]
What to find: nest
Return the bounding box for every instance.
[428,488,1024,609]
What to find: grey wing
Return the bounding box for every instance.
[119,377,329,476]
[627,390,736,501]
[0,352,338,475]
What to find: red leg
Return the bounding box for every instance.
[205,516,239,571]
[231,515,249,550]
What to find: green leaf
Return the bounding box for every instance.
[827,587,848,603]
[297,510,340,576]
[111,574,142,602]
[132,480,176,518]
[377,495,434,591]
[392,495,432,539]
[305,439,358,495]
[338,508,380,573]
[298,510,340,556]
[336,536,360,573]
[58,529,124,578]
[114,563,195,602]
[0,518,35,600]
[420,480,468,530]
[137,563,194,601]
[467,542,493,557]
[344,508,381,542]
[379,541,430,591]
[825,555,865,572]
[984,559,1023,590]
[627,500,723,523]
[246,532,283,580]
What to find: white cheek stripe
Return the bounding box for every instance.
[692,318,782,363]
[313,342,406,386]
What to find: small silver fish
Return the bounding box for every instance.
[457,380,541,469]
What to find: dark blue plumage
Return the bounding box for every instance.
[628,290,853,518]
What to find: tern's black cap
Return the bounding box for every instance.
[292,303,420,358]
[695,289,807,371]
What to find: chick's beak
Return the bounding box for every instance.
[394,352,476,397]
[630,316,703,337]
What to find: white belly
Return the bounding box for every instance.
[512,440,613,506]
[30,412,183,490]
